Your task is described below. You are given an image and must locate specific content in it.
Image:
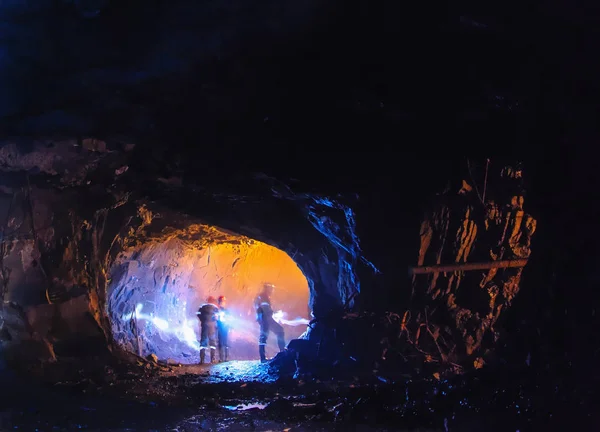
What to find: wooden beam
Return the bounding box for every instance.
[409,259,528,275]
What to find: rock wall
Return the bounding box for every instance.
[406,161,537,370]
[0,138,128,363]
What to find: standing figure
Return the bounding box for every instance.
[197,296,219,364]
[216,295,230,362]
[254,283,286,363]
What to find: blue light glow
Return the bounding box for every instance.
[121,303,200,350]
[307,196,380,304]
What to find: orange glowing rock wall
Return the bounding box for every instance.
[187,241,310,343]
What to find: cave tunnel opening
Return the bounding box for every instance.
[106,224,311,364]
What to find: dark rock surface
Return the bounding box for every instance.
[0,0,323,135]
[406,162,536,369]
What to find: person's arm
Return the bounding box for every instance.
[254,296,263,321]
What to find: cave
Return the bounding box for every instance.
[107,224,311,363]
[1,0,598,429]
[0,138,592,430]
[0,140,538,376]
[0,139,374,371]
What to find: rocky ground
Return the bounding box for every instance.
[1,355,596,431]
[0,359,404,431]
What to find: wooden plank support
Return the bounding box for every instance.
[409,259,529,275]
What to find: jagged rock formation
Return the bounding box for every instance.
[407,160,537,371]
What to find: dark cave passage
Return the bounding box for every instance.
[107,223,310,364]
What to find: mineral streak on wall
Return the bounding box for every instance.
[108,224,310,363]
[408,161,537,370]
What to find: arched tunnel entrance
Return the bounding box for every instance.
[107,224,311,364]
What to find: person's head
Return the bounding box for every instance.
[262,283,275,297]
[206,295,217,305]
[218,295,227,308]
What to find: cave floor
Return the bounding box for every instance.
[0,356,593,431]
[0,358,407,431]
[160,360,280,384]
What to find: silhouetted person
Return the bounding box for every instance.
[216,295,230,362]
[254,283,285,363]
[197,295,219,364]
